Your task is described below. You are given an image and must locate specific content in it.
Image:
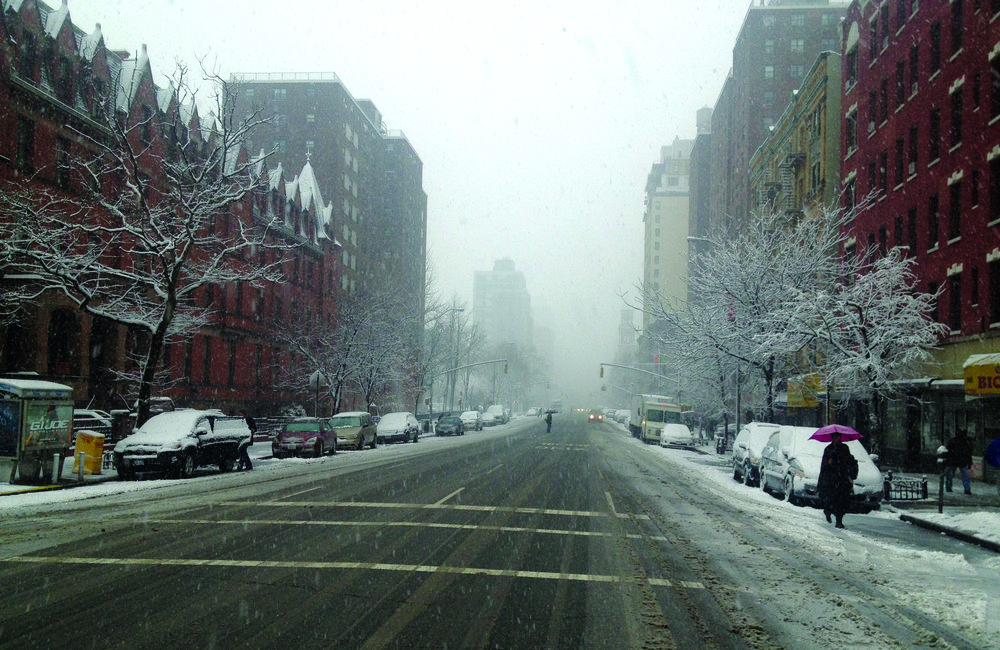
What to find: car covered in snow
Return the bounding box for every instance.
[377,411,420,444]
[112,409,251,480]
[327,411,377,450]
[459,410,483,431]
[658,423,695,447]
[731,422,781,487]
[272,417,338,458]
[759,425,883,511]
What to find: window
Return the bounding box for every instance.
[993,56,1000,120]
[973,71,981,110]
[881,3,890,48]
[846,47,858,87]
[273,88,287,100]
[790,64,804,79]
[763,91,774,105]
[869,160,878,195]
[991,157,1000,222]
[880,78,889,123]
[306,113,316,123]
[949,181,962,240]
[821,37,836,50]
[973,169,980,207]
[791,14,804,26]
[790,38,804,53]
[951,90,963,148]
[845,178,857,212]
[18,30,36,79]
[16,115,34,174]
[306,86,316,98]
[895,139,905,185]
[879,226,888,257]
[909,44,919,95]
[951,0,963,55]
[846,110,858,151]
[306,140,315,153]
[141,106,153,145]
[57,56,74,104]
[896,0,907,30]
[868,90,878,130]
[764,65,774,79]
[764,39,774,54]
[929,21,941,73]
[973,267,980,306]
[895,215,905,248]
[908,207,918,253]
[870,20,879,63]
[762,14,775,26]
[991,263,1000,324]
[929,193,939,248]
[896,60,906,108]
[908,125,918,174]
[949,274,962,332]
[929,108,941,161]
[880,150,888,194]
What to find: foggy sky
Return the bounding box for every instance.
[71,0,754,406]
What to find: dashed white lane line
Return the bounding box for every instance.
[434,487,465,505]
[214,500,650,520]
[605,491,617,517]
[1,555,702,589]
[484,463,504,475]
[125,518,669,542]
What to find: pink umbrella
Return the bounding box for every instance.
[809,424,863,443]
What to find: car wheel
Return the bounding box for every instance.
[178,452,196,479]
[413,431,419,443]
[219,459,234,473]
[733,463,742,482]
[118,467,135,481]
[783,475,798,505]
[370,435,377,449]
[315,440,325,458]
[742,463,753,486]
[331,439,337,455]
[357,436,365,451]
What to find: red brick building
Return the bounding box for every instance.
[840,0,1000,471]
[0,0,344,417]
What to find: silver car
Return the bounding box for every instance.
[731,422,780,487]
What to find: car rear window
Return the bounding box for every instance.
[285,422,321,433]
[330,416,362,427]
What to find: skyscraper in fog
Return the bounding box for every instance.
[473,259,533,349]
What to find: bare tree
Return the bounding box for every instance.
[0,63,286,425]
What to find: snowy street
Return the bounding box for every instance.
[0,414,997,648]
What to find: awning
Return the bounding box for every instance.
[963,353,1000,395]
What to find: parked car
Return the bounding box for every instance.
[481,412,498,427]
[436,415,465,436]
[71,408,113,446]
[272,417,338,458]
[525,407,540,417]
[460,410,483,431]
[659,423,695,447]
[731,422,781,486]
[328,411,377,450]
[759,425,883,511]
[614,409,630,425]
[485,404,507,425]
[112,409,251,480]
[377,412,420,444]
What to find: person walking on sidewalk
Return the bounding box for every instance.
[237,409,256,471]
[818,429,858,529]
[944,429,973,495]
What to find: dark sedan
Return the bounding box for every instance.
[436,416,465,436]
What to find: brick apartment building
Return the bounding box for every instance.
[840,0,1000,472]
[0,0,350,416]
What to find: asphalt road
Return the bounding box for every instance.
[0,415,986,649]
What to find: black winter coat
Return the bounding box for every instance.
[817,442,858,500]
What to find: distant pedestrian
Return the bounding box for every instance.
[237,409,256,471]
[545,411,552,433]
[944,429,973,495]
[817,429,858,529]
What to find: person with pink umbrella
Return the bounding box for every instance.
[815,426,859,529]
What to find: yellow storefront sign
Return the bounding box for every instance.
[963,353,1000,396]
[787,374,822,408]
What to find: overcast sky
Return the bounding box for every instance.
[70,0,754,406]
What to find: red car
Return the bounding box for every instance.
[272,417,337,458]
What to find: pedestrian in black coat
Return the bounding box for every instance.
[944,429,973,495]
[817,430,858,529]
[237,409,255,471]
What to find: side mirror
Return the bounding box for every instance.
[196,428,210,436]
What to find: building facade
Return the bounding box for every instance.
[0,0,346,417]
[473,258,533,350]
[840,0,1000,473]
[711,0,848,233]
[643,137,693,332]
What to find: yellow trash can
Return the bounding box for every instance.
[72,431,104,475]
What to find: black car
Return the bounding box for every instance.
[435,416,464,436]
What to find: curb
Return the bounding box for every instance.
[899,513,1000,553]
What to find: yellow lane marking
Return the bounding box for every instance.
[434,487,464,505]
[214,501,650,519]
[2,555,702,589]
[133,518,669,542]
